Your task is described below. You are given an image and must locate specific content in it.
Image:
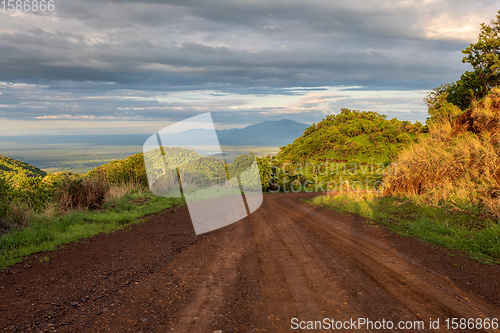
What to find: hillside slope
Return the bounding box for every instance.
[277,108,423,165]
[0,155,46,184]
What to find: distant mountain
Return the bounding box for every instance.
[155,119,310,147]
[0,155,46,184]
[0,119,310,148]
[217,119,309,146]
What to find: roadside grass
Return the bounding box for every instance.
[308,193,500,264]
[0,190,185,269]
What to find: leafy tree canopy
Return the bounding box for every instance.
[276,108,423,165]
[428,10,500,116]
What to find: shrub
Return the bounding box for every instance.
[89,153,148,186]
[14,176,49,211]
[0,178,10,218]
[257,157,272,191]
[55,175,110,211]
[0,176,48,230]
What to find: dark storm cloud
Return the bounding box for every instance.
[0,0,497,125]
[0,0,480,86]
[0,30,467,88]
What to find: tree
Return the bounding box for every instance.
[444,10,500,110]
[445,70,485,109]
[424,83,462,124]
[256,157,272,191]
[462,10,500,91]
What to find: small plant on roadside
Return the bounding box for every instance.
[54,175,110,211]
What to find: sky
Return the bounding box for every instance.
[0,0,499,135]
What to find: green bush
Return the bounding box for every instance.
[257,157,272,191]
[90,153,148,186]
[15,176,49,211]
[0,175,50,229]
[0,178,10,219]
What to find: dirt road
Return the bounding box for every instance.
[1,192,500,332]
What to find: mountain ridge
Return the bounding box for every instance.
[0,119,310,147]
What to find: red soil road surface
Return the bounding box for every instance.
[1,192,500,332]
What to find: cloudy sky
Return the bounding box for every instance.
[0,0,498,135]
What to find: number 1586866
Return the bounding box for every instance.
[2,0,55,12]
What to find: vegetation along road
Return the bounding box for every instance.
[1,192,500,332]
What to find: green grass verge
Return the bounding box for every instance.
[0,191,185,269]
[307,194,500,264]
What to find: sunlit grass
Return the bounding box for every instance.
[308,193,500,264]
[0,190,185,269]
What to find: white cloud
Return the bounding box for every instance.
[423,13,484,42]
[263,25,282,30]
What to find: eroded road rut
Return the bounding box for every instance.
[1,193,500,332]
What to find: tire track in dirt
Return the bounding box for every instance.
[260,194,500,331]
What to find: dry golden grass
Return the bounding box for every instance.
[105,181,145,202]
[385,89,500,216]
